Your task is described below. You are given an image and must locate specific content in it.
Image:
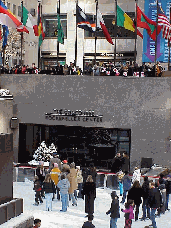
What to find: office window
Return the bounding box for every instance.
[7,2,10,10]
[18,6,21,17]
[13,4,16,15]
[44,15,67,38]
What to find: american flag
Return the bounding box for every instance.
[158,4,171,41]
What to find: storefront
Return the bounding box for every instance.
[0,75,171,171]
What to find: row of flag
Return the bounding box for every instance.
[77,3,171,45]
[0,1,171,49]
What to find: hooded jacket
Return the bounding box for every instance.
[57,178,70,194]
[106,192,120,218]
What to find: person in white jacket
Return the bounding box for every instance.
[132,167,141,185]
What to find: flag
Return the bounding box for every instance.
[76,5,96,33]
[97,8,113,45]
[0,0,29,33]
[117,5,143,38]
[136,4,161,41]
[57,5,64,44]
[158,4,171,42]
[2,25,9,48]
[22,5,38,36]
[38,4,45,47]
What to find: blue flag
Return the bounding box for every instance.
[2,25,9,48]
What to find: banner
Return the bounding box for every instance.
[142,0,171,63]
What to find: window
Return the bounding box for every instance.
[43,15,67,38]
[30,8,36,17]
[18,6,21,17]
[84,13,135,39]
[7,2,10,10]
[13,4,16,15]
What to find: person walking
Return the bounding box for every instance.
[121,199,134,228]
[57,173,70,212]
[33,176,43,206]
[49,153,62,172]
[158,173,166,214]
[50,163,61,200]
[132,167,141,185]
[106,191,120,228]
[141,176,150,221]
[82,175,96,218]
[67,162,77,206]
[127,180,143,221]
[122,152,129,173]
[76,166,83,198]
[165,175,171,211]
[147,181,162,228]
[121,171,132,204]
[36,161,46,198]
[43,174,54,211]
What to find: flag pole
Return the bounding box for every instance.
[114,0,117,66]
[21,1,23,67]
[38,2,41,70]
[168,5,171,71]
[95,0,98,66]
[75,0,78,67]
[57,0,60,67]
[154,0,158,76]
[134,0,137,68]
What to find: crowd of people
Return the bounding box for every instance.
[0,61,163,77]
[31,151,171,228]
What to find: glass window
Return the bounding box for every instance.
[7,2,10,10]
[13,4,16,15]
[118,130,130,141]
[44,15,67,38]
[18,6,21,17]
[118,142,130,153]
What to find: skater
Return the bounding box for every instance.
[82,175,96,218]
[43,174,54,211]
[121,199,134,228]
[57,173,70,212]
[36,161,46,198]
[33,176,43,206]
[132,167,141,185]
[33,218,41,228]
[76,166,83,198]
[50,163,61,200]
[82,214,95,228]
[117,170,124,196]
[121,171,132,204]
[106,191,120,228]
[141,176,150,221]
[49,152,62,172]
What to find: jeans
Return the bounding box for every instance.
[121,190,128,203]
[135,204,140,221]
[69,193,77,205]
[142,198,150,219]
[61,193,68,212]
[110,218,118,228]
[119,181,123,195]
[45,193,53,211]
[150,208,157,228]
[78,183,83,198]
[166,194,169,210]
[74,190,77,200]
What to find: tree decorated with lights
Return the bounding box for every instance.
[33,141,54,162]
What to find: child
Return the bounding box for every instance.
[106,191,120,228]
[57,173,70,212]
[117,170,124,196]
[33,176,43,206]
[82,214,95,228]
[43,174,54,211]
[33,218,41,228]
[121,199,134,228]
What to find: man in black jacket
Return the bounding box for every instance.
[56,62,63,75]
[147,181,162,228]
[141,176,150,221]
[165,175,171,211]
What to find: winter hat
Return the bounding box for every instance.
[111,191,117,198]
[54,163,58,168]
[76,166,80,170]
[39,161,44,166]
[63,160,68,164]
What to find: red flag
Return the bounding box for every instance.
[0,28,2,40]
[136,4,161,41]
[97,8,113,45]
